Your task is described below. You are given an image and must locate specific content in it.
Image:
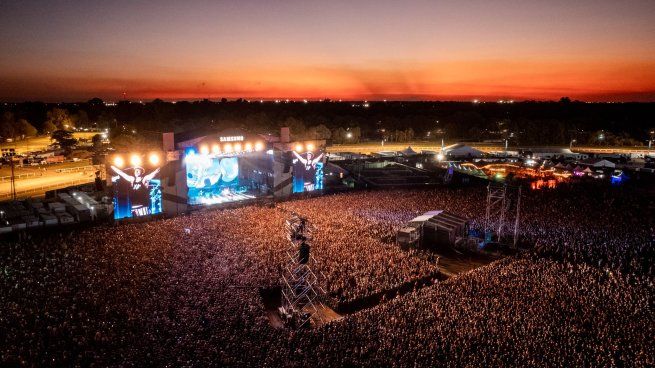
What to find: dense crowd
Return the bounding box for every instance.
[1,186,653,366]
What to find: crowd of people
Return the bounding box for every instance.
[1,185,653,366]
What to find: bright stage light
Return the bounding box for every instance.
[212,144,220,154]
[234,143,242,152]
[437,153,444,161]
[295,144,304,152]
[255,142,264,151]
[113,156,125,168]
[224,143,233,153]
[149,153,160,165]
[245,142,253,151]
[130,154,142,167]
[200,145,209,155]
[306,143,315,152]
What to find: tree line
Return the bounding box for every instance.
[1,98,654,146]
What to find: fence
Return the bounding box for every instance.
[0,172,43,182]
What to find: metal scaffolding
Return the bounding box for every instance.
[279,214,322,328]
[484,182,522,247]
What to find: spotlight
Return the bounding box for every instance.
[437,153,444,161]
[200,145,209,155]
[212,144,220,154]
[245,142,253,151]
[234,143,242,152]
[113,156,125,168]
[224,143,233,153]
[254,142,264,151]
[295,144,304,152]
[130,154,142,167]
[149,153,160,165]
[306,143,315,152]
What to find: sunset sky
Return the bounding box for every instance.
[1,0,654,102]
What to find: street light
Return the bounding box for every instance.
[570,139,576,149]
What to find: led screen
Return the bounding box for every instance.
[185,151,270,205]
[110,164,162,219]
[292,150,324,193]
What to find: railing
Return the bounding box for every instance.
[0,172,43,182]
[0,178,95,200]
[55,165,97,173]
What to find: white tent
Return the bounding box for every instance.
[444,144,484,158]
[400,146,418,156]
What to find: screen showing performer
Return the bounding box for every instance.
[185,150,272,205]
[292,149,324,193]
[111,162,162,219]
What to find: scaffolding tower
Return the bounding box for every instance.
[279,214,322,328]
[484,182,522,247]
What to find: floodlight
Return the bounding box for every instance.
[113,156,125,168]
[149,153,160,165]
[130,154,142,167]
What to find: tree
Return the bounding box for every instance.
[0,112,16,139]
[111,134,145,152]
[17,119,37,137]
[282,117,306,139]
[51,130,78,155]
[87,97,104,106]
[46,108,74,130]
[43,121,58,134]
[306,124,332,140]
[91,134,103,152]
[73,110,89,127]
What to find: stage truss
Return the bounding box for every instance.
[484,182,522,247]
[279,213,323,328]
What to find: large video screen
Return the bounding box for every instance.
[185,151,271,205]
[292,150,324,193]
[110,158,162,220]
